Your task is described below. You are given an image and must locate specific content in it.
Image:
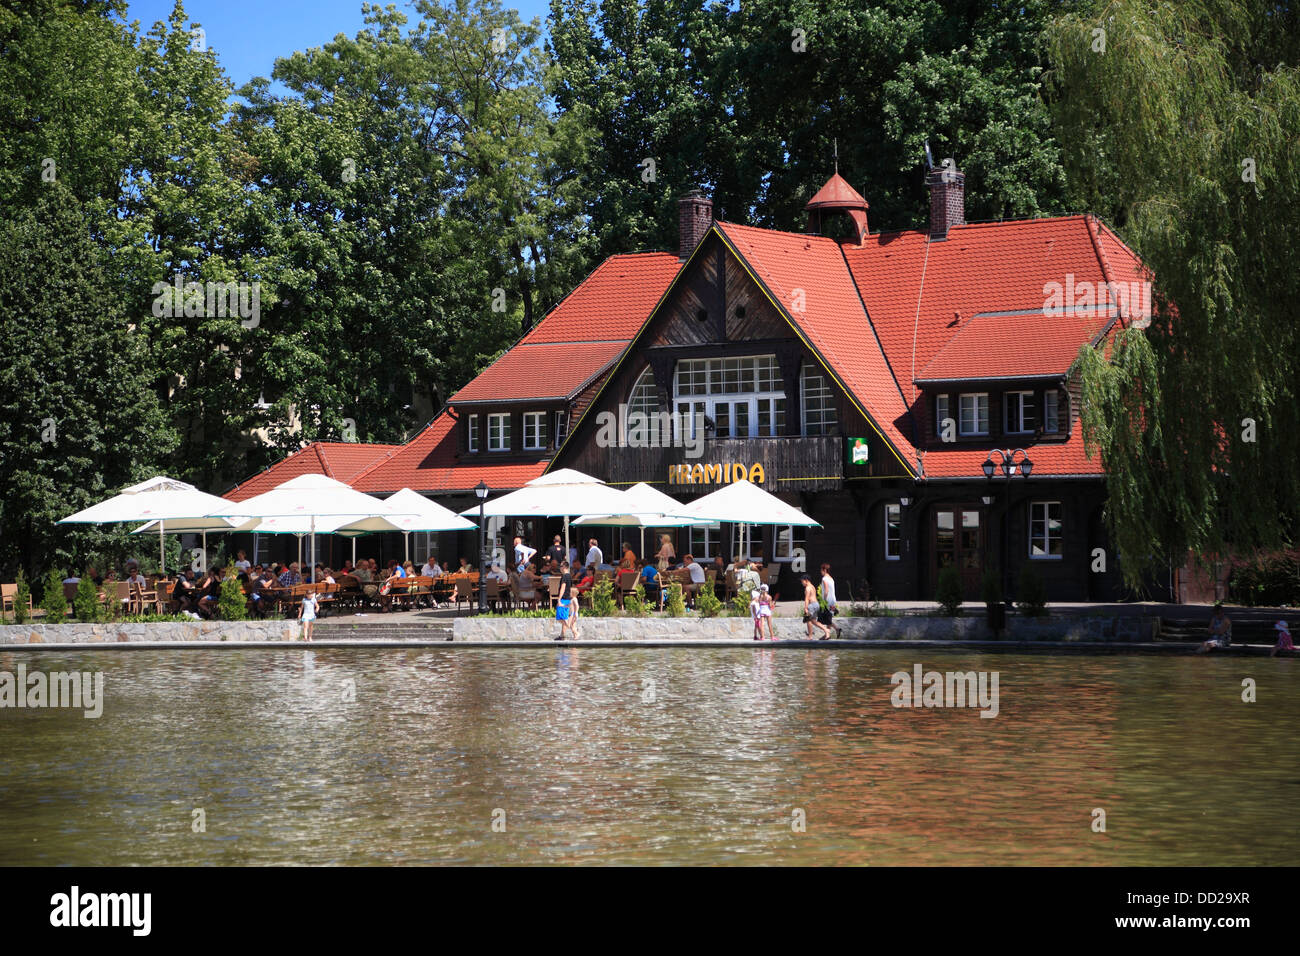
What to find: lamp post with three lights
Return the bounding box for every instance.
[982,449,1033,631]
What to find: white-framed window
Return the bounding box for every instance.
[555,409,569,446]
[626,366,663,443]
[801,363,837,436]
[487,413,510,452]
[1005,391,1036,434]
[1043,389,1060,433]
[523,411,548,450]
[689,521,722,560]
[774,525,806,562]
[959,393,989,436]
[252,532,263,566]
[884,503,902,560]
[467,415,479,452]
[934,394,950,438]
[1029,501,1063,559]
[671,355,787,440]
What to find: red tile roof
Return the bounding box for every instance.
[714,221,916,472]
[917,429,1104,479]
[450,252,680,405]
[224,442,399,501]
[352,411,548,494]
[448,340,627,403]
[841,215,1131,396]
[917,308,1113,382]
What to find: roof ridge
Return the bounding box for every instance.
[313,442,333,478]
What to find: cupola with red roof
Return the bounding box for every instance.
[805,172,870,244]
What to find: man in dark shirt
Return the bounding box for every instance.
[546,535,565,569]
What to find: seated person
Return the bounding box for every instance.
[1271,620,1293,657]
[639,560,662,606]
[682,554,706,605]
[1199,601,1233,653]
[421,557,440,577]
[619,543,638,571]
[486,563,509,583]
[172,570,198,615]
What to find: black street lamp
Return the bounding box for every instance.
[982,449,1034,613]
[475,481,489,615]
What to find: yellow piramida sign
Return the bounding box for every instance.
[667,462,766,486]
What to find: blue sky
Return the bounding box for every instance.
[123,0,554,88]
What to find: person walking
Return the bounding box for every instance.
[513,535,537,574]
[555,559,579,641]
[819,563,842,637]
[757,583,776,641]
[801,574,833,640]
[298,588,319,641]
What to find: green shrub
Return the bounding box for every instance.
[12,569,31,623]
[731,585,754,617]
[74,576,101,622]
[216,568,248,621]
[590,577,617,617]
[624,580,647,616]
[1016,562,1048,617]
[482,609,553,618]
[935,565,963,616]
[1228,549,1300,607]
[665,581,685,617]
[40,569,68,621]
[695,581,723,617]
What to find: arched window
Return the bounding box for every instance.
[625,366,660,444]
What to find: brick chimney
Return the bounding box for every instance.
[678,189,713,259]
[926,159,965,239]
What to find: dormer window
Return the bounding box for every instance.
[467,416,479,452]
[1043,390,1060,433]
[523,411,548,450]
[958,393,988,436]
[1005,391,1036,435]
[487,413,510,452]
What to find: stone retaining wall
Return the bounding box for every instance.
[453,614,1160,642]
[1,620,301,644]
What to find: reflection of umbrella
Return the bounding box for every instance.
[58,476,236,573]
[676,479,821,562]
[210,474,419,572]
[460,468,643,557]
[573,482,703,557]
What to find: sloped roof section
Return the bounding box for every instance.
[223,442,399,502]
[352,411,548,495]
[450,252,680,405]
[714,221,916,471]
[841,216,1114,392]
[917,308,1113,383]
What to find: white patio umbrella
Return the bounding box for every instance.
[58,476,237,573]
[676,479,821,562]
[573,482,703,557]
[209,474,420,574]
[460,468,648,559]
[341,488,475,563]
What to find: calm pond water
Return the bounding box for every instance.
[1,647,1296,865]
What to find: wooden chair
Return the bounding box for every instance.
[109,581,132,615]
[482,577,505,611]
[2,582,33,620]
[547,576,562,609]
[724,569,739,602]
[614,569,639,608]
[510,574,539,610]
[130,579,159,615]
[314,581,336,616]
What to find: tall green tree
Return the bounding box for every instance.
[548,0,1069,258]
[1047,0,1300,584]
[0,190,175,583]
